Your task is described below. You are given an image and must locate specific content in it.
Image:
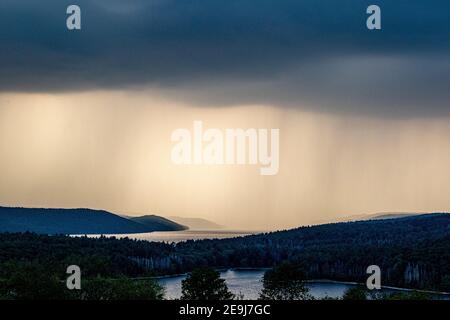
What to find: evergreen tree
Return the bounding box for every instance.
[80,278,164,300]
[342,286,367,300]
[259,261,310,300]
[181,267,234,300]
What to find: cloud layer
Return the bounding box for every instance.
[0,0,449,116]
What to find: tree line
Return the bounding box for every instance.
[0,214,449,299]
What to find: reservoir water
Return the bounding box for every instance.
[158,269,450,300]
[159,269,355,300]
[74,230,255,242]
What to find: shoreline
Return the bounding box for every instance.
[306,279,450,296]
[153,268,450,296]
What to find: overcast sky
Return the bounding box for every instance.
[0,1,449,229]
[0,0,449,116]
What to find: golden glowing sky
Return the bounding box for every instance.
[0,91,449,230]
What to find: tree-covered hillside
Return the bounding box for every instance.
[128,215,187,231]
[0,207,186,234]
[0,213,449,291]
[173,213,450,290]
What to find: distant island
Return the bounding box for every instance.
[0,206,187,234]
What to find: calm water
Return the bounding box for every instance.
[158,270,355,300]
[73,230,256,242]
[158,269,450,300]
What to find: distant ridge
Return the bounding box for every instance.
[168,216,224,230]
[128,215,188,231]
[367,212,424,220]
[331,212,430,223]
[0,206,184,235]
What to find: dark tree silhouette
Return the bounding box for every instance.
[259,261,310,300]
[342,286,367,300]
[79,278,164,300]
[0,262,66,300]
[181,267,234,300]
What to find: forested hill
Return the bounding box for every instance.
[129,215,187,231]
[234,212,450,247]
[0,206,185,234]
[0,213,449,291]
[173,213,450,290]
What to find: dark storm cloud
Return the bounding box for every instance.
[0,0,449,116]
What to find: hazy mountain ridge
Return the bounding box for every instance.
[168,216,224,230]
[128,215,187,231]
[367,212,424,220]
[328,211,427,224]
[0,206,184,234]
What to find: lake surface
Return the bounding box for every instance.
[158,270,354,300]
[74,230,256,243]
[158,269,450,300]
